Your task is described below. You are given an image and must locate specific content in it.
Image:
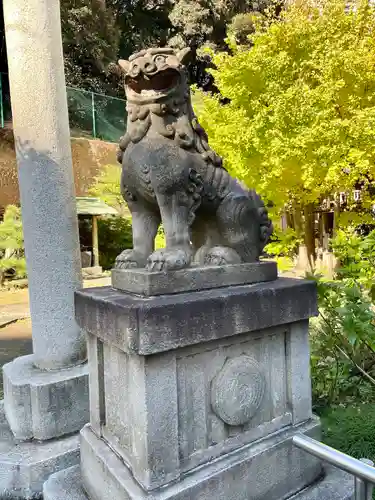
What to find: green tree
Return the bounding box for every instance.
[168,0,270,49]
[59,0,275,93]
[168,0,274,90]
[61,0,120,94]
[197,0,375,261]
[111,0,173,60]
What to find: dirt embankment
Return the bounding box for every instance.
[0,128,118,210]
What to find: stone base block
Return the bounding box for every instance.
[290,466,353,500]
[43,444,354,500]
[0,401,80,499]
[82,267,103,279]
[111,261,277,296]
[44,466,87,500]
[78,419,322,500]
[3,355,89,441]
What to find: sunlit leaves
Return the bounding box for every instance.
[197,0,375,211]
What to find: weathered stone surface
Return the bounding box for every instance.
[0,401,80,500]
[79,420,321,500]
[82,266,103,279]
[85,319,314,490]
[3,355,89,441]
[291,466,354,500]
[111,261,277,296]
[211,355,266,426]
[76,278,317,355]
[44,466,87,500]
[81,252,92,269]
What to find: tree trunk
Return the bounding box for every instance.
[333,196,340,237]
[292,205,303,237]
[304,204,316,269]
[286,210,294,230]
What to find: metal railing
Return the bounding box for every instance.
[293,434,375,500]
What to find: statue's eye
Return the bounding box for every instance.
[130,64,140,77]
[154,55,166,64]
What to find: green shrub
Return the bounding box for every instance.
[98,216,133,270]
[320,404,375,462]
[265,227,301,259]
[264,227,300,272]
[88,165,129,217]
[309,228,375,409]
[0,205,27,281]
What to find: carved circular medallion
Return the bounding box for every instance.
[211,356,265,426]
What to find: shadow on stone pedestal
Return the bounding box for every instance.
[44,266,354,500]
[0,355,89,499]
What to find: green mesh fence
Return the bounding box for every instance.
[92,92,126,143]
[66,87,126,143]
[0,73,127,143]
[0,73,12,127]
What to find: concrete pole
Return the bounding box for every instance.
[3,0,86,370]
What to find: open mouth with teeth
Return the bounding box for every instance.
[126,68,180,95]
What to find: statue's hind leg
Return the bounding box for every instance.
[213,194,262,264]
[191,215,223,265]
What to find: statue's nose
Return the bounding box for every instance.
[141,60,157,75]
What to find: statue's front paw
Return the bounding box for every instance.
[146,248,192,272]
[114,250,148,269]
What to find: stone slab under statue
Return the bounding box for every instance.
[44,46,353,500]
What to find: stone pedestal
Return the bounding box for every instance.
[44,265,352,500]
[1,0,89,497]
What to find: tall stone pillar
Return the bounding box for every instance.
[4,0,85,371]
[0,0,89,497]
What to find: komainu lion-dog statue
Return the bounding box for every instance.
[115,47,273,272]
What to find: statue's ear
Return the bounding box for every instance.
[118,59,130,73]
[176,47,192,65]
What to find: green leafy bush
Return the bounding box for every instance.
[265,227,301,258]
[310,228,375,410]
[264,227,300,271]
[320,404,375,462]
[88,164,130,217]
[0,205,27,281]
[331,228,375,293]
[98,216,132,270]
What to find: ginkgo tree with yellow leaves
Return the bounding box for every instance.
[196,0,375,262]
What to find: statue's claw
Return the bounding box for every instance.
[146,248,191,272]
[114,250,148,269]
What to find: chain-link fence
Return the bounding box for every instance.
[0,72,127,143]
[0,73,12,127]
